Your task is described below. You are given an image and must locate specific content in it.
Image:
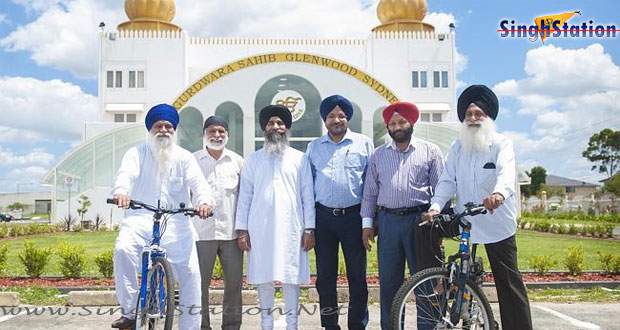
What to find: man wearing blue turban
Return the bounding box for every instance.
[110,103,214,330]
[306,95,374,329]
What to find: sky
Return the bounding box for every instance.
[0,0,618,193]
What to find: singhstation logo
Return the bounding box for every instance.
[498,10,618,43]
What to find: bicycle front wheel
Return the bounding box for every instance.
[390,267,495,330]
[134,256,175,330]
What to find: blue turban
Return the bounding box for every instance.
[145,104,179,131]
[319,95,353,121]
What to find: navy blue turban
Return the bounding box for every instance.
[145,104,179,131]
[259,105,292,130]
[203,115,229,132]
[457,85,499,122]
[319,95,353,121]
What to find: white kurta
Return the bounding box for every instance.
[430,132,518,244]
[235,147,315,285]
[112,142,213,330]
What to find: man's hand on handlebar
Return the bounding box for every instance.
[483,193,504,214]
[196,203,213,219]
[113,194,131,209]
[421,209,440,226]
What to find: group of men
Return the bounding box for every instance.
[109,84,532,330]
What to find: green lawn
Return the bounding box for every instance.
[0,231,117,276]
[0,230,619,277]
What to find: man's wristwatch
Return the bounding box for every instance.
[304,229,315,235]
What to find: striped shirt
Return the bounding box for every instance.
[361,138,444,228]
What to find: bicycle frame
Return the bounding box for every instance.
[450,216,474,325]
[138,209,167,319]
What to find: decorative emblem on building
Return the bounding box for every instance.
[272,90,306,122]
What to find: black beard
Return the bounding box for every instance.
[388,126,413,143]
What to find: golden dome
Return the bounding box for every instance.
[118,0,181,32]
[373,0,434,32]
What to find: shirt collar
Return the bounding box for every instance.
[321,129,354,145]
[387,137,417,152]
[200,148,231,162]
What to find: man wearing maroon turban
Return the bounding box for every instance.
[361,101,444,329]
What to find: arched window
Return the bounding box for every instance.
[215,102,244,155]
[254,74,322,152]
[373,106,389,147]
[178,106,204,152]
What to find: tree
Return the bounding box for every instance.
[7,202,25,211]
[76,195,91,222]
[582,128,620,178]
[603,173,620,196]
[525,166,547,196]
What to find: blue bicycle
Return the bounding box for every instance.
[390,202,498,330]
[107,198,201,330]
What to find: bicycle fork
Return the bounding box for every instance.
[449,231,472,325]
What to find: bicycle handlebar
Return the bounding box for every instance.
[418,202,487,227]
[106,198,206,217]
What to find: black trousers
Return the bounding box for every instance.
[415,224,532,330]
[315,206,368,330]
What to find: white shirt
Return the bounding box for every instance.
[192,148,244,241]
[112,143,214,253]
[235,147,315,285]
[429,132,517,244]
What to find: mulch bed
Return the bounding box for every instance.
[1,273,618,289]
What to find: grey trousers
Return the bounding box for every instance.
[196,240,243,330]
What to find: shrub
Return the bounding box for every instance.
[18,242,52,278]
[95,250,114,278]
[528,255,557,275]
[535,221,551,232]
[557,224,568,235]
[0,245,8,274]
[564,246,584,276]
[62,215,76,232]
[597,252,620,274]
[56,242,87,278]
[212,258,224,279]
[568,224,578,235]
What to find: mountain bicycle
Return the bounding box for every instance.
[389,202,498,330]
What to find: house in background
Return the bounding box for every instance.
[545,174,599,199]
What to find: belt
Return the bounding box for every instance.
[316,203,361,217]
[377,204,430,216]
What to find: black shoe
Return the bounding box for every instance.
[111,316,135,329]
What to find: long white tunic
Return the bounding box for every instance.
[112,143,214,261]
[429,132,518,244]
[235,147,315,285]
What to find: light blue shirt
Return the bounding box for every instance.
[305,130,374,208]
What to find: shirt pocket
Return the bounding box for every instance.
[344,152,366,192]
[408,163,429,186]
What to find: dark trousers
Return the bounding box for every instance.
[196,240,243,330]
[415,228,533,330]
[377,210,420,330]
[485,236,533,330]
[315,206,368,330]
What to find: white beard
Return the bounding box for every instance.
[204,135,228,151]
[264,131,290,155]
[459,118,496,153]
[148,133,176,184]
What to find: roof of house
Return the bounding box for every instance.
[546,174,599,188]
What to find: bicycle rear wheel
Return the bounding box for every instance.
[390,267,495,330]
[134,256,175,330]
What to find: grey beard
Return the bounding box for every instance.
[264,131,289,155]
[459,119,496,153]
[148,134,176,183]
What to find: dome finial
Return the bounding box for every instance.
[373,0,434,32]
[118,0,181,32]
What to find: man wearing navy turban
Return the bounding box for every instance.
[306,95,374,329]
[423,85,533,330]
[110,104,214,330]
